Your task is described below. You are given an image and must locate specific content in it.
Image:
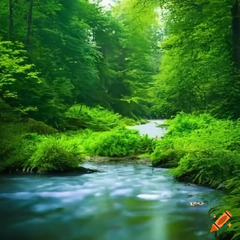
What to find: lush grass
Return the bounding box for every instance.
[152,113,240,186]
[0,105,152,172]
[64,104,137,131]
[1,127,153,172]
[151,113,240,240]
[83,128,155,157]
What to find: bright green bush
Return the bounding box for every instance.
[152,145,186,168]
[151,113,239,169]
[27,137,81,172]
[0,123,83,172]
[172,150,240,188]
[64,104,136,131]
[166,113,216,137]
[3,133,44,172]
[0,118,59,172]
[83,128,155,157]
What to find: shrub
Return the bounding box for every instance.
[0,124,83,173]
[27,138,81,172]
[167,112,216,137]
[172,150,240,188]
[83,128,155,157]
[64,105,122,131]
[151,113,239,168]
[64,104,137,131]
[3,133,43,172]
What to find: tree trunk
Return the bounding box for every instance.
[232,0,240,69]
[26,0,33,49]
[8,0,14,40]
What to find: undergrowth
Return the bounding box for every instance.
[0,105,151,172]
[151,113,240,240]
[83,128,155,157]
[64,104,137,131]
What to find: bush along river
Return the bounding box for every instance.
[0,121,221,240]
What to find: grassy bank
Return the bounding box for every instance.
[151,113,240,239]
[0,105,153,173]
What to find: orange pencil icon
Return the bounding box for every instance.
[210,210,232,232]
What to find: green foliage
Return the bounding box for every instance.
[153,0,240,119]
[27,137,81,172]
[166,113,216,137]
[209,172,240,240]
[152,140,186,167]
[0,118,151,172]
[83,128,155,157]
[0,41,41,113]
[112,0,161,117]
[64,104,138,131]
[172,150,240,188]
[0,129,84,173]
[4,133,44,172]
[0,118,58,171]
[152,113,240,239]
[0,123,28,171]
[152,113,240,185]
[64,104,123,130]
[0,0,160,126]
[26,118,58,134]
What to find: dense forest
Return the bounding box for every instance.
[1,0,240,239]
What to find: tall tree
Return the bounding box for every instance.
[232,0,240,69]
[112,0,161,117]
[152,0,239,118]
[8,0,14,40]
[26,0,33,49]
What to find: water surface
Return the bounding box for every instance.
[129,119,167,138]
[0,163,220,240]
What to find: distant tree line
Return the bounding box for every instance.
[153,0,240,119]
[0,0,160,125]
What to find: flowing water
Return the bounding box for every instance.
[129,119,167,138]
[0,121,221,240]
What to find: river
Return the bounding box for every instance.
[0,121,221,240]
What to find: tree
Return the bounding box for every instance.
[0,41,41,114]
[112,0,161,117]
[153,0,239,118]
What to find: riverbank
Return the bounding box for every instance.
[1,110,239,239]
[151,113,240,239]
[0,106,155,174]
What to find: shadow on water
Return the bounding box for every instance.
[0,163,221,240]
